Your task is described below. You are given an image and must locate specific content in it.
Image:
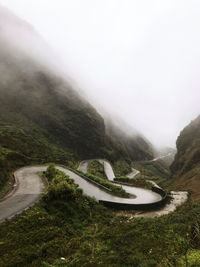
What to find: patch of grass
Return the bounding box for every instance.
[88,160,107,180]
[113,159,132,177]
[0,174,14,199]
[76,169,130,198]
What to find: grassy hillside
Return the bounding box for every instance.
[171,115,200,199]
[105,118,153,161]
[0,48,107,190]
[133,160,170,179]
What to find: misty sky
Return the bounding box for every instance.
[1,0,200,148]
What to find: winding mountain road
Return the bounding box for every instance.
[0,163,162,222]
[77,158,188,216]
[0,155,187,222]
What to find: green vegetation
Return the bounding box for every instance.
[77,170,129,198]
[38,172,49,189]
[105,119,154,161]
[44,164,83,201]
[87,160,107,180]
[133,160,170,180]
[113,159,132,177]
[1,166,200,266]
[0,122,76,196]
[114,177,153,190]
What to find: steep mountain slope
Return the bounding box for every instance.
[171,115,200,199]
[0,5,153,191]
[104,117,153,161]
[154,147,176,166]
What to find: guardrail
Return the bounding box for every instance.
[59,165,168,211]
[99,186,168,211]
[59,165,112,193]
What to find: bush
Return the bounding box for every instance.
[45,163,57,182]
[44,165,83,201]
[113,160,132,177]
[88,160,107,179]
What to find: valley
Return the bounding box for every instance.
[0,4,200,267]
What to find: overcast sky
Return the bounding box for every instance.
[1,0,200,148]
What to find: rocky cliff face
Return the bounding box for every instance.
[171,115,200,175]
[171,115,200,199]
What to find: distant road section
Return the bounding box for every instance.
[127,168,140,178]
[78,159,115,180]
[150,153,172,162]
[98,159,115,181]
[77,160,92,173]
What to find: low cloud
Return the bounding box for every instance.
[1,0,200,148]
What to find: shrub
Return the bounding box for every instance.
[45,163,58,182]
[88,160,107,179]
[44,165,83,201]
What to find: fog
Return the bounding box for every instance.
[1,0,200,148]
